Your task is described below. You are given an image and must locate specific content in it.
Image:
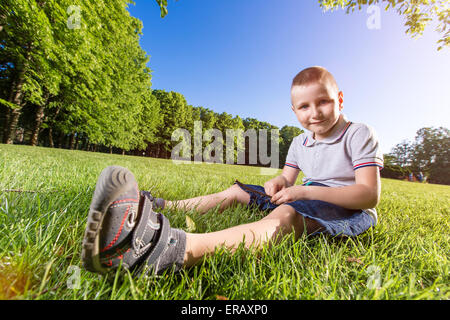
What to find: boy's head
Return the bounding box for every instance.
[290,66,344,140]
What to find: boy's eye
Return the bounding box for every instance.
[319,99,329,105]
[299,105,308,109]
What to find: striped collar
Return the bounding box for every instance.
[302,114,352,147]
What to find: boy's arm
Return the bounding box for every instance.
[280,165,300,187]
[270,166,381,209]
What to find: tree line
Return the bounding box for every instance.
[383,127,449,185]
[0,0,301,166]
[1,0,161,151]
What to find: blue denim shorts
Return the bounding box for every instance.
[234,181,376,237]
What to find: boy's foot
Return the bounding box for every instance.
[141,192,166,210]
[81,166,185,275]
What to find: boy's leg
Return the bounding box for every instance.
[82,166,322,275]
[183,204,323,267]
[165,184,250,214]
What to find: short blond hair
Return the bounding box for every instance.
[291,66,339,93]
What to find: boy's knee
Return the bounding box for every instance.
[264,205,297,230]
[225,184,250,204]
[278,206,299,228]
[264,205,320,237]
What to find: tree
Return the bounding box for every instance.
[155,0,169,17]
[96,0,159,152]
[387,126,449,184]
[27,0,84,147]
[151,90,191,158]
[133,93,162,151]
[380,153,408,179]
[319,0,450,50]
[279,125,303,165]
[0,0,61,144]
[410,127,449,184]
[155,0,181,18]
[389,140,413,167]
[0,0,160,151]
[194,106,217,162]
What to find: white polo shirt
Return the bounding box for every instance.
[285,114,384,223]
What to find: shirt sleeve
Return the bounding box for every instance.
[285,136,300,170]
[350,124,384,170]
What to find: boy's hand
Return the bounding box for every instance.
[264,176,287,196]
[270,185,305,205]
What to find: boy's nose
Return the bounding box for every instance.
[311,105,322,118]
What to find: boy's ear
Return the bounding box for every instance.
[291,105,295,111]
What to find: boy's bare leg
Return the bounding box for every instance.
[183,204,323,267]
[165,184,250,214]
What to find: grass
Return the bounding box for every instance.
[0,143,449,300]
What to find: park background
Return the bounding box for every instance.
[1,0,449,184]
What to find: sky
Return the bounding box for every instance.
[127,0,450,154]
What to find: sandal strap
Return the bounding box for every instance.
[141,213,171,273]
[131,191,160,258]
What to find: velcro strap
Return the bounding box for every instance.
[142,213,171,273]
[132,192,160,258]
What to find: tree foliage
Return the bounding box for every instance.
[280,125,303,165]
[0,0,302,168]
[0,0,161,151]
[156,0,169,18]
[319,0,450,50]
[386,126,450,185]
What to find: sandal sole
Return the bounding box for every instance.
[81,166,137,273]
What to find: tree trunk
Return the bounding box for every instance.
[47,106,59,148]
[5,108,22,144]
[156,144,161,158]
[0,13,5,32]
[58,131,64,148]
[3,50,30,144]
[69,132,75,150]
[30,105,45,146]
[48,127,54,148]
[3,109,10,142]
[30,91,50,146]
[74,133,80,150]
[4,88,25,144]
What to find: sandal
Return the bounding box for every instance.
[81,166,185,275]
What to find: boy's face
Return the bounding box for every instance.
[290,81,343,140]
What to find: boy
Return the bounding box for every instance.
[81,66,383,276]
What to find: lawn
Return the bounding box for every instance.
[0,144,448,300]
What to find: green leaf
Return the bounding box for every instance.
[185,215,196,232]
[0,98,21,110]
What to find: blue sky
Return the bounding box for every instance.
[127,0,450,154]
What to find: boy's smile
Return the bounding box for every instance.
[291,81,343,140]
